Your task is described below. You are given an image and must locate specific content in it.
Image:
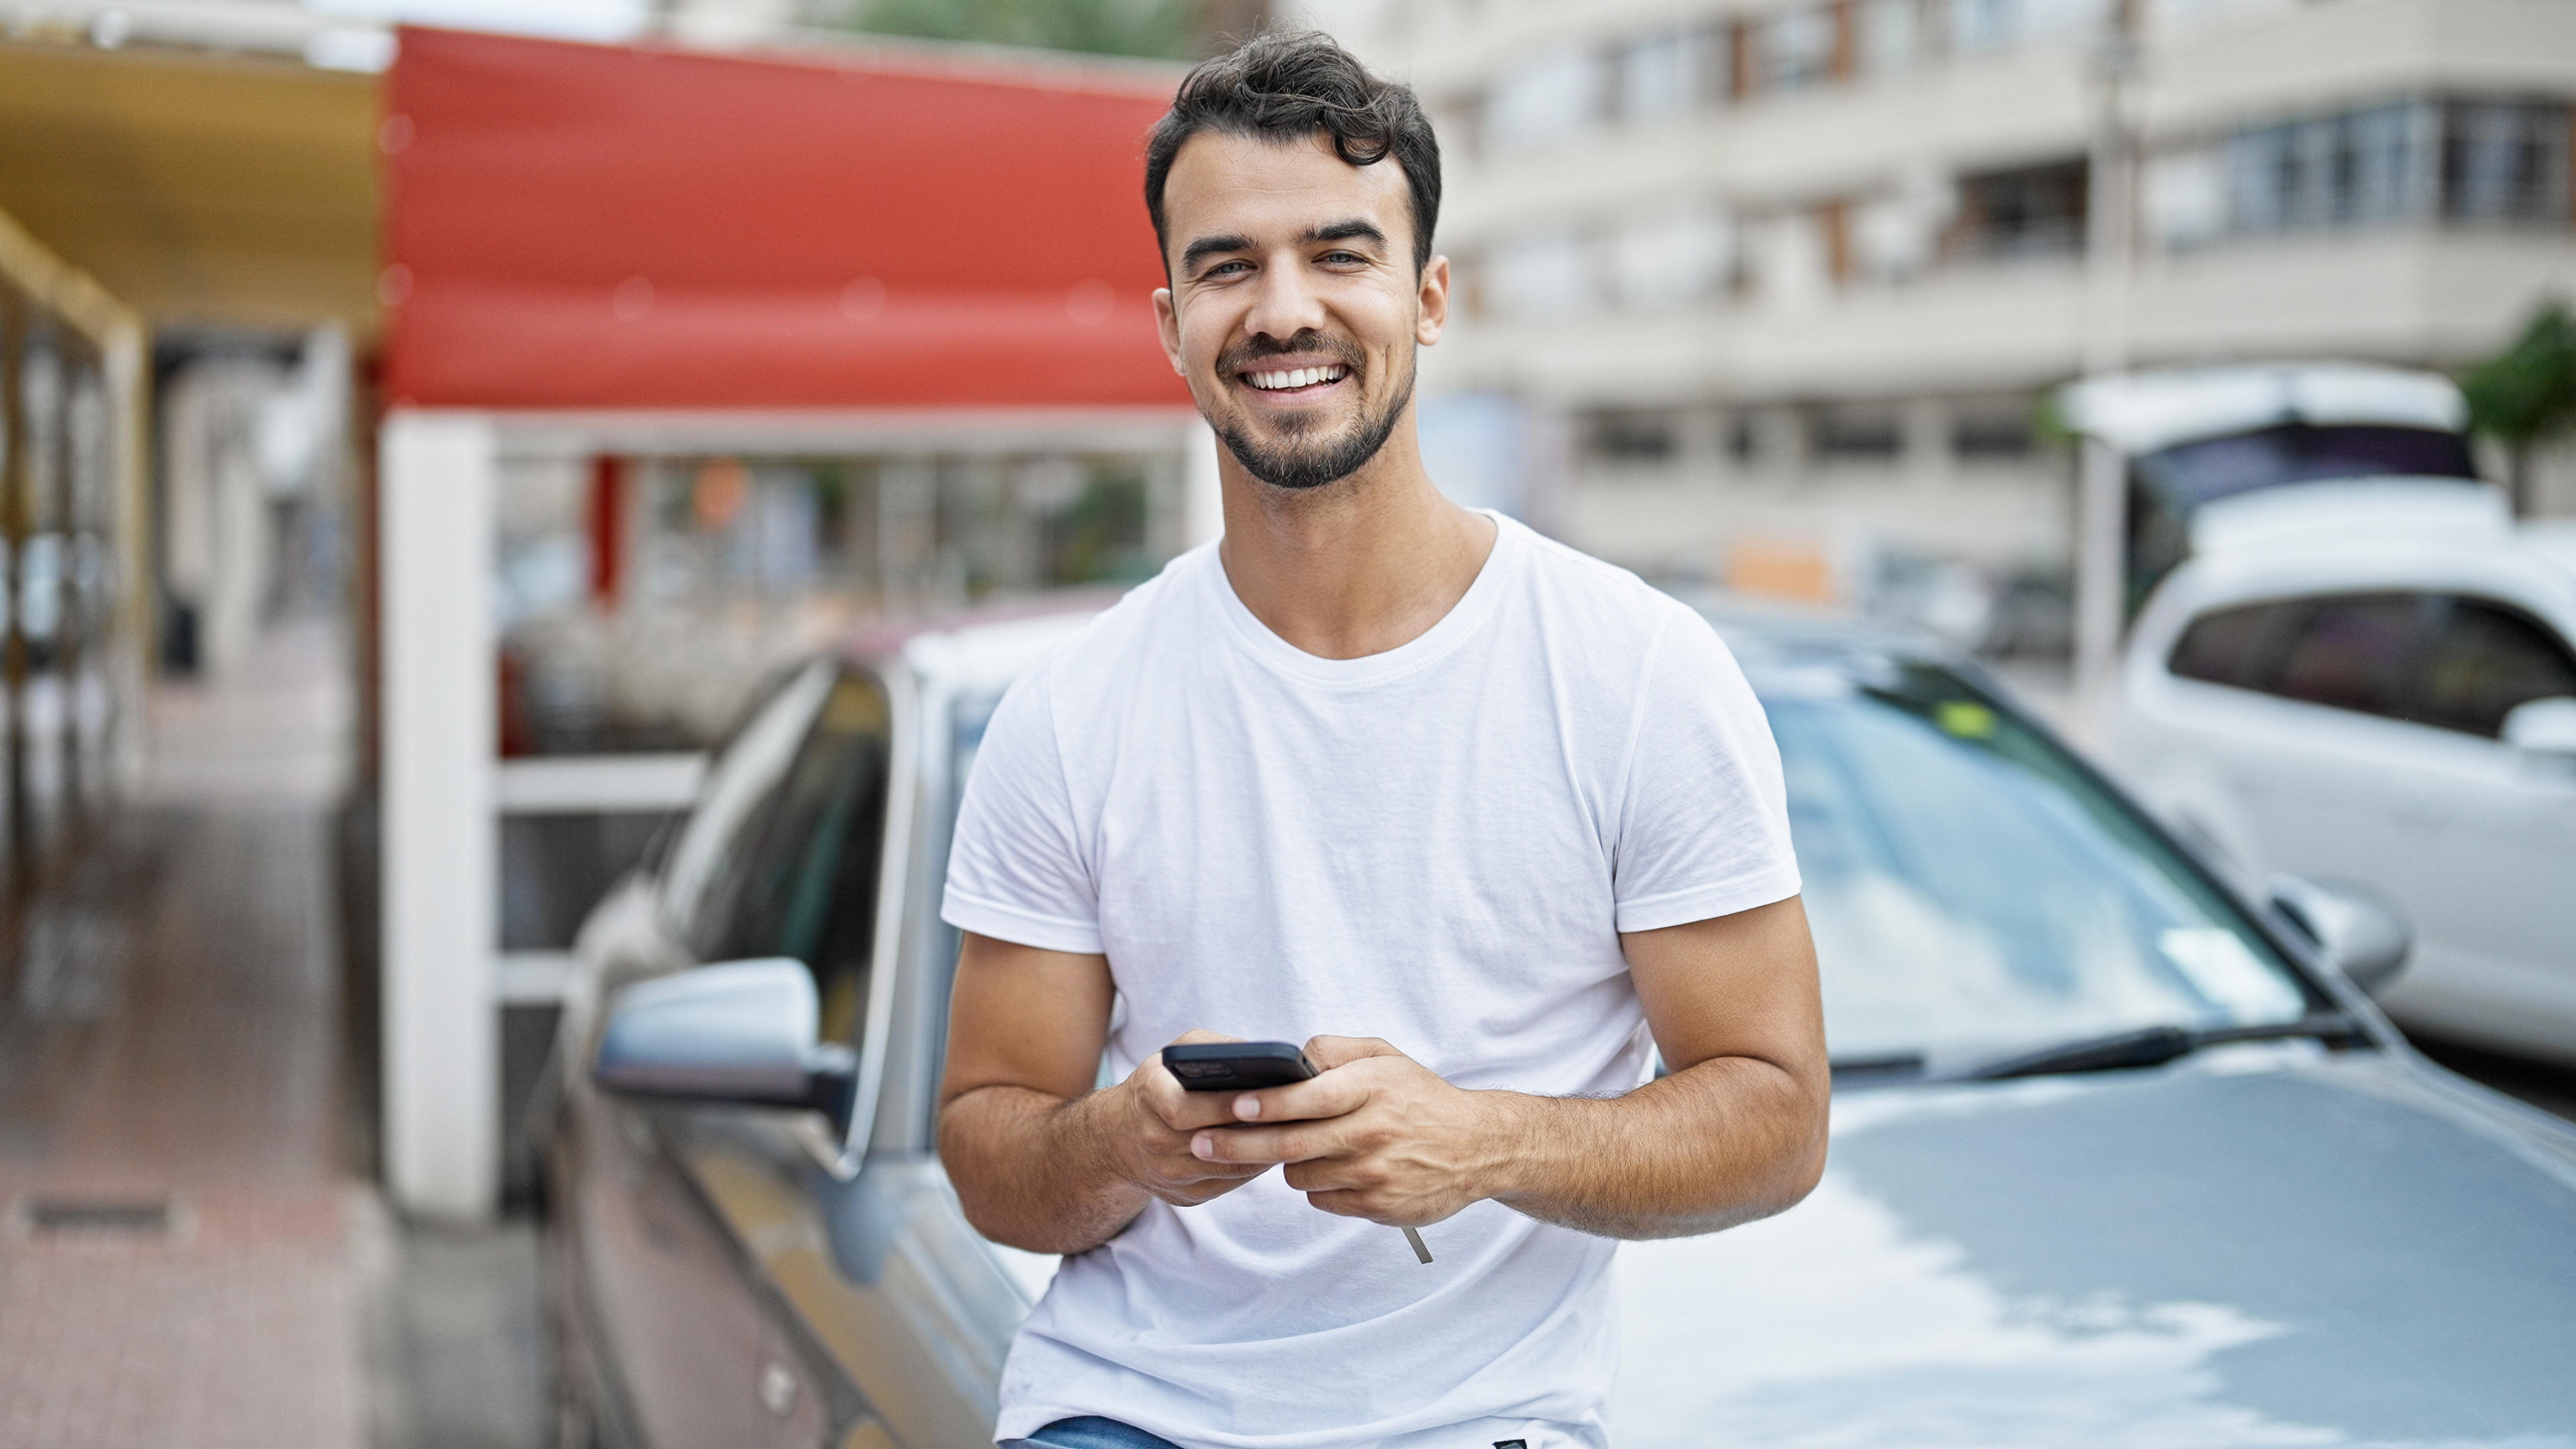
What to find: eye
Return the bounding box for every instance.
[1199,260,1252,279]
[1319,250,1368,265]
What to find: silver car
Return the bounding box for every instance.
[545,596,2576,1449]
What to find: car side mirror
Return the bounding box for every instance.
[2267,875,2411,997]
[2502,697,2576,758]
[594,959,857,1136]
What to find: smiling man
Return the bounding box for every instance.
[935,30,1829,1449]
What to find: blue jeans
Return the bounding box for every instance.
[1014,1417,1186,1449]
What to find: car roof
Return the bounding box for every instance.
[2058,362,2465,455]
[2190,477,2514,557]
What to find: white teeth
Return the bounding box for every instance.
[1247,366,1348,390]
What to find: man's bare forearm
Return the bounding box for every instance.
[939,1085,1150,1254]
[1480,1055,1827,1240]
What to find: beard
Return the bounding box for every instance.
[1210,335,1415,492]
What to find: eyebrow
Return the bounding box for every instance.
[1304,219,1387,250]
[1179,219,1392,274]
[1181,233,1255,272]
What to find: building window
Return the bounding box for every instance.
[2230,103,2431,231]
[1853,184,1946,280]
[1813,406,1903,460]
[1615,31,1701,122]
[1953,405,2033,459]
[1486,50,1604,154]
[1949,0,2017,54]
[2145,147,2230,250]
[1947,159,2088,260]
[1589,409,1680,462]
[1858,0,1925,74]
[2444,101,2572,223]
[1727,413,1760,463]
[1949,0,2112,54]
[1760,6,1839,93]
[1611,208,1735,307]
[2224,99,2568,235]
[1489,230,1595,319]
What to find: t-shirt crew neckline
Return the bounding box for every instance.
[1203,509,1525,689]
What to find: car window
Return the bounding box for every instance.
[2170,591,2576,739]
[2416,596,2576,737]
[688,672,896,1046]
[2133,424,2477,510]
[2166,597,2308,692]
[2271,593,2422,719]
[1760,660,2314,1067]
[659,661,835,938]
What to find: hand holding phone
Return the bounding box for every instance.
[1161,1040,1434,1265]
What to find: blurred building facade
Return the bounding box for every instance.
[1321,0,2576,651]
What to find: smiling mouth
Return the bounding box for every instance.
[1240,364,1349,394]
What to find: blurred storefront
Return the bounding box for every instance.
[375,27,1199,1217]
[3,15,1201,1219]
[0,205,151,934]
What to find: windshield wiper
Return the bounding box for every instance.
[1956,1012,2367,1082]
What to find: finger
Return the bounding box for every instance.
[1169,1157,1269,1185]
[1144,1082,1252,1132]
[1228,1067,1371,1124]
[1136,1055,1258,1131]
[1192,1122,1332,1166]
[1300,1187,1385,1220]
[1281,1158,1368,1193]
[1303,1034,1403,1071]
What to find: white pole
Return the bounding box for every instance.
[380,409,498,1222]
[2075,0,2141,714]
[1183,415,1224,549]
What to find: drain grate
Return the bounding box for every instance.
[21,1197,174,1235]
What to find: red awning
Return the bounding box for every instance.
[382,27,1188,411]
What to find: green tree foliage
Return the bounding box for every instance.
[834,0,1195,59]
[2460,300,2576,516]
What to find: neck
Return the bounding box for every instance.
[1212,411,1498,660]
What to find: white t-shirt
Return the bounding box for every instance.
[942,514,1800,1449]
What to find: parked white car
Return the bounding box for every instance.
[2112,478,2576,1064]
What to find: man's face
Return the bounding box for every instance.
[1153,131,1448,491]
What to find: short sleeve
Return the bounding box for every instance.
[941,663,1104,955]
[1611,609,1803,932]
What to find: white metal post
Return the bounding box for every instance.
[1184,416,1223,548]
[2075,0,2141,715]
[380,409,498,1222]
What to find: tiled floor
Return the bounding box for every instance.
[0,619,368,1449]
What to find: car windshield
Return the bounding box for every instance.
[1750,653,2316,1072]
[2133,422,2476,509]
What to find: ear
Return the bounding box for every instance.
[1153,286,1186,376]
[1415,255,1450,347]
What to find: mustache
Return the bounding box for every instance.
[1218,330,1364,376]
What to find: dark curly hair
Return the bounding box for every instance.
[1144,30,1442,275]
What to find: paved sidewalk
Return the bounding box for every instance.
[0,620,368,1449]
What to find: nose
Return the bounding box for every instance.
[1240,254,1329,347]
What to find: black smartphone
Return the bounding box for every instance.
[1161,1041,1317,1092]
[1159,1039,1434,1264]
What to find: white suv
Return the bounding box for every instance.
[2112,480,2576,1065]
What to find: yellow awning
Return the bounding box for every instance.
[0,40,379,336]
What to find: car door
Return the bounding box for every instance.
[650,665,1046,1449]
[2153,591,2439,883]
[2365,595,2576,1046]
[564,661,845,1449]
